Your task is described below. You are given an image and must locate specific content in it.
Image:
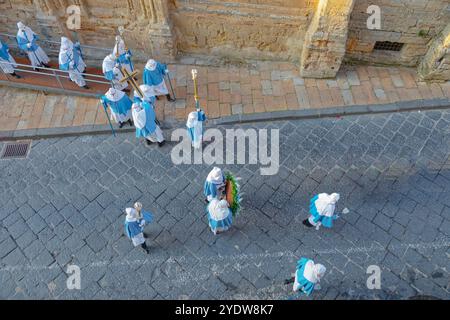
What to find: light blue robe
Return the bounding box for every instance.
[0,41,11,60]
[124,211,153,238]
[59,43,83,72]
[207,204,233,234]
[116,50,134,72]
[294,258,316,296]
[309,195,339,228]
[134,101,157,138]
[16,32,39,52]
[203,174,225,200]
[101,94,132,118]
[187,110,207,148]
[143,61,167,86]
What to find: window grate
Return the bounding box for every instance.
[1,141,31,159]
[373,41,404,52]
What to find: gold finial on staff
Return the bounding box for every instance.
[191,69,200,109]
[116,26,128,58]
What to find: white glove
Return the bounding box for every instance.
[125,53,131,59]
[165,69,169,74]
[26,43,31,48]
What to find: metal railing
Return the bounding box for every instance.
[0,32,111,56]
[0,33,113,96]
[0,60,112,96]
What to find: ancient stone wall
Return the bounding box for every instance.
[419,23,450,81]
[0,0,176,63]
[0,0,449,81]
[168,0,318,62]
[346,0,450,67]
[300,0,355,78]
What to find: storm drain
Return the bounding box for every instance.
[1,141,31,159]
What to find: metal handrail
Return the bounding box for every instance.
[0,60,111,84]
[0,32,112,54]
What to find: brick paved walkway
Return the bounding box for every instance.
[1,60,450,134]
[0,110,449,299]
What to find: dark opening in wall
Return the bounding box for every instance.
[373,41,404,51]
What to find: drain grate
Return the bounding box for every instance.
[1,141,31,159]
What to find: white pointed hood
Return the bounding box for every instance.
[206,167,224,185]
[104,87,125,102]
[16,21,35,42]
[314,193,340,217]
[303,260,326,284]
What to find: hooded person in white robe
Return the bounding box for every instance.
[113,35,133,74]
[102,54,128,91]
[58,37,88,88]
[204,167,226,202]
[133,84,156,106]
[0,39,21,78]
[303,193,340,230]
[186,109,206,149]
[100,87,133,128]
[293,257,326,296]
[124,202,154,254]
[132,99,165,147]
[143,59,174,101]
[16,22,50,69]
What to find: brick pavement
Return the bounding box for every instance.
[1,60,450,134]
[0,109,449,299]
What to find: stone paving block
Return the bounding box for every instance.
[26,214,47,234]
[0,236,17,259]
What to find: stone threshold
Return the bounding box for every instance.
[1,98,449,141]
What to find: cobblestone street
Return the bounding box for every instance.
[0,109,449,299]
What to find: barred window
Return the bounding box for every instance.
[373,41,404,52]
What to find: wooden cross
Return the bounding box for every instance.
[118,66,144,98]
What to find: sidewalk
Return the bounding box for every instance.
[1,59,450,139]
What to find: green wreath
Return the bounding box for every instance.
[225,172,242,217]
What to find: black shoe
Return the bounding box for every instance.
[119,122,124,128]
[143,233,148,239]
[146,139,152,145]
[12,72,21,79]
[158,141,165,147]
[128,119,133,127]
[302,219,313,228]
[155,96,160,100]
[83,85,90,89]
[284,277,295,285]
[43,63,51,68]
[166,94,175,102]
[205,198,209,204]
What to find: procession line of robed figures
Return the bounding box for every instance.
[1,22,349,298]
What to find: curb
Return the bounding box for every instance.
[212,98,450,125]
[1,98,450,141]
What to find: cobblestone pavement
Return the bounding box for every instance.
[0,109,449,300]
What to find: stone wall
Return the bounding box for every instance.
[0,0,449,81]
[169,0,318,61]
[346,0,450,67]
[300,0,355,78]
[419,23,450,81]
[0,0,176,63]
